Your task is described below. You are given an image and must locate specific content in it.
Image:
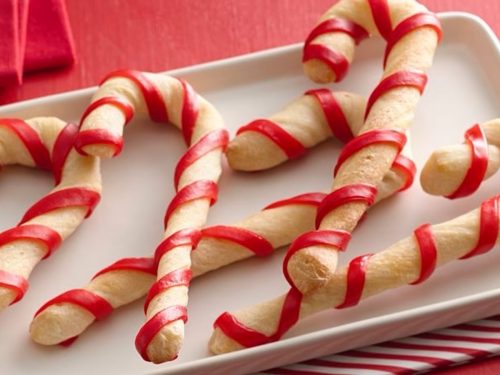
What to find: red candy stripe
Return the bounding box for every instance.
[0,270,29,304]
[178,78,200,145]
[79,96,134,128]
[461,196,499,259]
[0,225,62,259]
[135,305,188,361]
[143,268,192,313]
[153,229,202,267]
[174,129,229,189]
[34,289,113,321]
[283,229,351,287]
[264,192,327,210]
[368,0,393,40]
[305,18,369,46]
[384,13,442,67]
[214,287,302,347]
[411,224,437,285]
[92,257,157,279]
[392,154,417,192]
[163,180,218,228]
[102,70,168,123]
[336,254,373,308]
[1,119,52,171]
[447,124,489,199]
[237,119,307,160]
[316,184,378,228]
[201,225,274,257]
[334,129,407,176]
[20,187,101,224]
[365,71,428,120]
[51,123,79,185]
[74,129,125,157]
[302,44,350,83]
[305,89,354,144]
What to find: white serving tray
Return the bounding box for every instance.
[1,12,499,375]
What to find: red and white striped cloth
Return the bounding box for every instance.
[263,317,500,374]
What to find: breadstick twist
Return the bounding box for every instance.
[226,90,364,171]
[210,195,500,354]
[0,117,101,309]
[29,154,412,347]
[73,70,228,363]
[226,89,415,185]
[285,0,442,294]
[421,119,500,199]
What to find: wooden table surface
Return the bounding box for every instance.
[1,1,500,373]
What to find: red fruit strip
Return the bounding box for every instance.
[178,78,200,145]
[213,287,302,347]
[201,225,274,257]
[410,224,437,285]
[283,229,351,287]
[305,89,353,143]
[92,257,156,279]
[334,129,407,176]
[384,13,442,67]
[461,196,499,259]
[174,129,229,189]
[364,71,428,120]
[153,229,201,268]
[0,270,29,304]
[143,268,192,313]
[264,192,326,210]
[101,70,168,123]
[135,305,187,362]
[163,180,218,228]
[20,187,101,224]
[336,254,373,308]
[368,0,393,40]
[0,224,61,259]
[447,124,489,199]
[0,118,51,170]
[316,184,377,228]
[34,289,113,321]
[237,119,306,160]
[51,123,78,185]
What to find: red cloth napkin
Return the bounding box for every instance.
[0,0,76,87]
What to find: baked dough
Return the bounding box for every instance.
[0,117,101,309]
[75,70,227,363]
[210,195,500,354]
[421,119,500,198]
[285,0,442,294]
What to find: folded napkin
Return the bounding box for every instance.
[263,316,500,374]
[0,0,75,87]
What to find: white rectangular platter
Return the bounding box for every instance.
[1,12,499,375]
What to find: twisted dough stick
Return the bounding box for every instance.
[285,0,442,294]
[30,154,413,346]
[74,70,228,363]
[0,117,101,309]
[210,195,500,354]
[226,90,364,171]
[226,89,415,182]
[421,119,500,199]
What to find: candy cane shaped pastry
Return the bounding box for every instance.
[421,119,500,199]
[226,90,365,171]
[73,70,228,363]
[30,148,413,347]
[226,88,415,191]
[210,195,500,354]
[0,117,101,309]
[284,0,442,294]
